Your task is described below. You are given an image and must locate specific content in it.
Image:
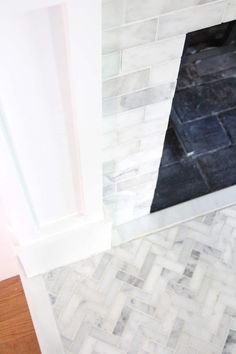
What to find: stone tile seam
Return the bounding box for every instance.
[174,105,236,124]
[102,105,145,120]
[102,0,226,32]
[104,169,159,185]
[158,0,227,18]
[102,67,151,84]
[103,34,186,59]
[103,33,186,54]
[102,16,158,33]
[102,81,176,101]
[102,59,182,86]
[104,131,166,144]
[103,61,179,82]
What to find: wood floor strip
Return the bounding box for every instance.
[0,276,41,354]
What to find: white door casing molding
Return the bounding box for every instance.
[0,0,111,277]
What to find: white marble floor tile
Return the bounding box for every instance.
[44,204,236,354]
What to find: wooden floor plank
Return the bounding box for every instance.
[0,276,41,354]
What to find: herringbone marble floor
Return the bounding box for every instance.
[44,206,236,354]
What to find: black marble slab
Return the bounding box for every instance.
[197,146,236,190]
[177,116,230,157]
[151,20,236,213]
[219,109,236,144]
[174,78,236,123]
[151,160,209,212]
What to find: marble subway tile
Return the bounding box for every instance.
[103,141,139,162]
[135,181,157,204]
[133,204,151,221]
[103,69,150,99]
[103,183,117,198]
[120,82,176,111]
[103,108,145,133]
[150,58,181,86]
[103,116,117,134]
[118,120,165,143]
[110,156,141,179]
[103,19,157,54]
[158,1,226,39]
[138,158,161,174]
[103,160,116,174]
[122,35,185,72]
[103,96,120,116]
[103,83,175,116]
[100,0,230,226]
[125,0,164,22]
[102,0,125,30]
[125,0,218,23]
[113,208,135,225]
[116,108,145,129]
[162,0,221,14]
[104,190,136,214]
[117,172,157,191]
[108,168,139,185]
[102,52,120,80]
[115,148,160,175]
[105,150,157,186]
[103,132,117,148]
[223,0,236,22]
[145,99,173,121]
[140,132,166,153]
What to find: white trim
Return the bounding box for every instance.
[63,0,103,218]
[20,271,65,354]
[18,218,112,277]
[113,185,236,246]
[0,0,104,247]
[0,0,64,19]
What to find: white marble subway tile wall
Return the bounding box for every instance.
[224,0,236,21]
[102,0,234,225]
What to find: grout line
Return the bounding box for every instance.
[103,80,176,101]
[103,66,150,83]
[102,0,226,32]
[217,113,234,144]
[103,16,158,33]
[155,16,159,41]
[103,33,186,57]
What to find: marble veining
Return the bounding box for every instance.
[102,0,236,225]
[44,204,236,354]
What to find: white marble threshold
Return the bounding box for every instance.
[21,269,65,354]
[112,185,236,246]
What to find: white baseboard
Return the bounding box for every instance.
[113,185,236,246]
[18,218,112,277]
[18,186,236,277]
